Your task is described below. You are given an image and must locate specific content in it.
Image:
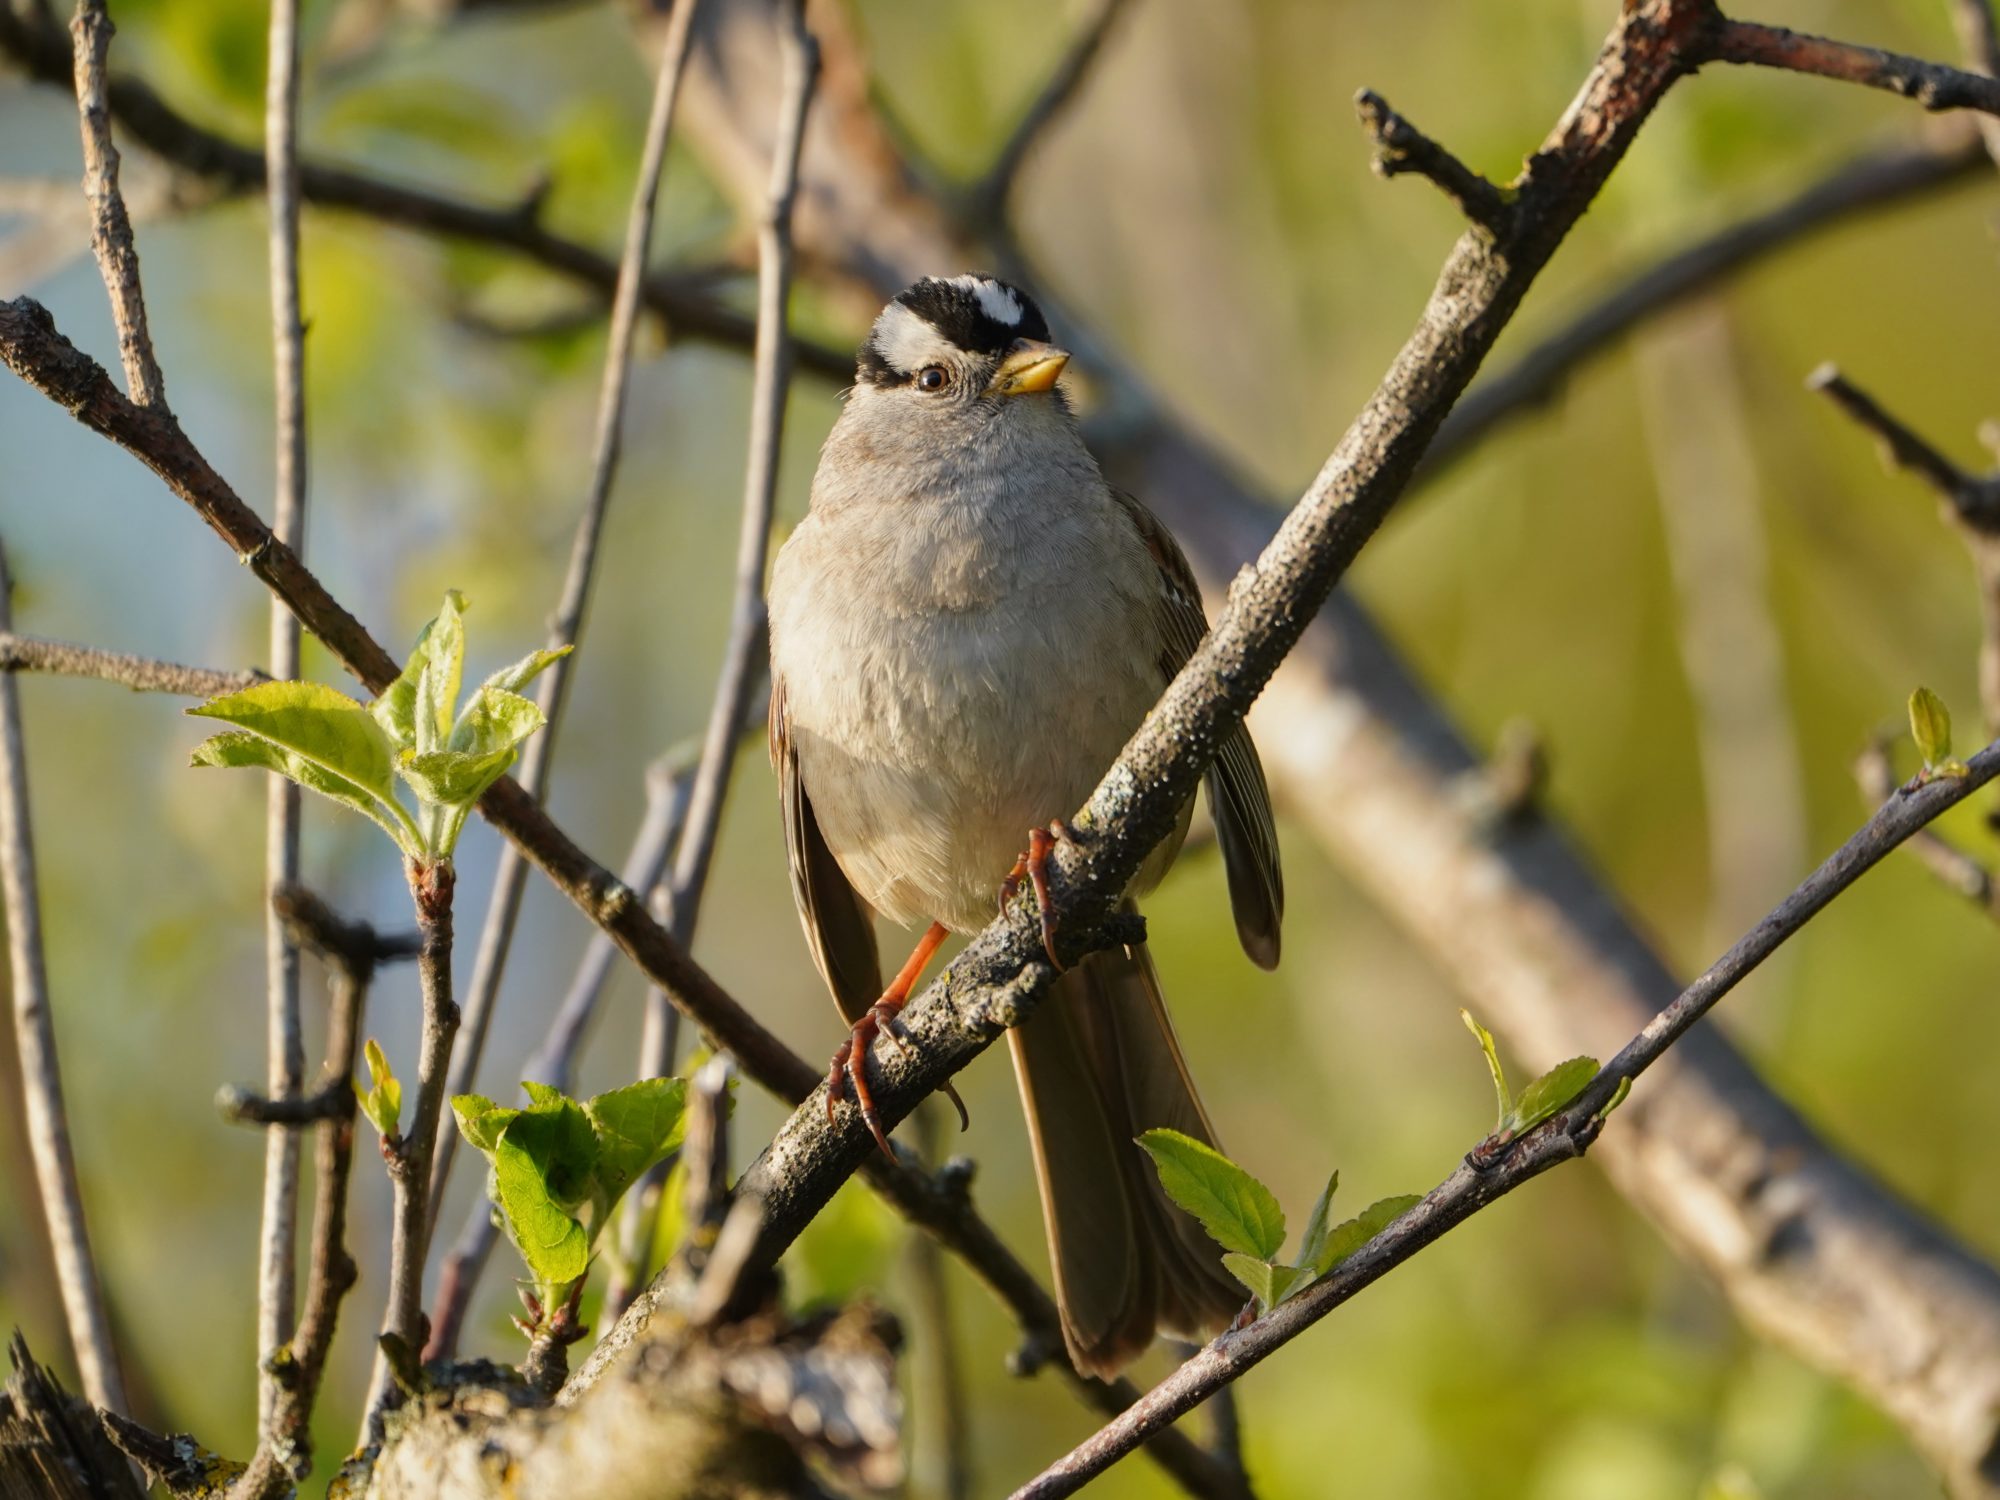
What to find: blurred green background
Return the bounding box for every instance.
[3,0,1998,1494]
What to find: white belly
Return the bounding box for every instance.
[770,495,1167,934]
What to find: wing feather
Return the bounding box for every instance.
[1110,490,1284,968]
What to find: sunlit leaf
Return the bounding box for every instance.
[191,730,412,852]
[189,679,396,801]
[585,1077,688,1207]
[1136,1129,1285,1260]
[397,743,517,808]
[373,591,467,751]
[1504,1056,1598,1136]
[448,685,546,759]
[1221,1253,1313,1313]
[1311,1195,1422,1276]
[452,1093,518,1156]
[492,1124,590,1289]
[1296,1169,1339,1275]
[474,644,572,699]
[1910,686,1953,769]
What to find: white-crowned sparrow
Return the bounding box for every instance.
[767,274,1284,1378]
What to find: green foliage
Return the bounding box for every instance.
[1138,1132,1417,1316]
[1909,686,1969,781]
[452,1078,688,1315]
[357,1039,402,1142]
[188,593,568,864]
[1463,1009,1598,1140]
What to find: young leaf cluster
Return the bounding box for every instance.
[452,1078,689,1314]
[187,592,568,865]
[1137,1130,1420,1316]
[1460,1010,1597,1142]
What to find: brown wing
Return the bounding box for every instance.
[1111,490,1284,969]
[770,671,884,1022]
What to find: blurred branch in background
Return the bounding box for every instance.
[1949,0,2000,163]
[426,0,706,1248]
[0,631,261,695]
[604,0,815,1325]
[254,0,309,1450]
[0,541,129,1421]
[228,887,418,1500]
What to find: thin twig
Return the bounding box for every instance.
[0,541,127,1417]
[963,0,1131,229]
[67,0,163,408]
[0,631,261,695]
[428,0,707,1237]
[1856,737,1997,914]
[0,4,851,381]
[1711,17,2000,114]
[1809,363,2000,732]
[218,1083,351,1127]
[909,1108,974,1500]
[1806,363,2000,528]
[1354,89,1511,232]
[1010,735,2000,1498]
[1427,131,1988,472]
[607,0,817,1321]
[364,860,458,1436]
[254,0,309,1446]
[231,891,392,1500]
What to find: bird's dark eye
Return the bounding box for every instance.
[917,366,948,392]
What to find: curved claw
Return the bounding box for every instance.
[1001,820,1072,970]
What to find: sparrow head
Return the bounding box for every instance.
[852,274,1071,410]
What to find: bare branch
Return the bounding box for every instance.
[0,4,852,381]
[606,0,817,1322]
[1355,89,1510,232]
[1429,131,1988,471]
[1946,0,2000,166]
[0,631,261,696]
[963,0,1132,228]
[254,0,310,1447]
[429,0,708,1238]
[0,542,127,1417]
[217,1082,350,1127]
[1013,734,2000,1496]
[1711,16,2000,113]
[67,0,164,407]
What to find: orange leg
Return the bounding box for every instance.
[998,818,1071,970]
[828,921,963,1158]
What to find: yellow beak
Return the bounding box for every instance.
[988,339,1071,396]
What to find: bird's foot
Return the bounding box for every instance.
[825,922,967,1158]
[999,819,1073,970]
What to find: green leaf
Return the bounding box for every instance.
[452,1093,518,1156]
[449,685,546,759]
[1221,1253,1315,1313]
[1136,1129,1285,1259]
[191,731,413,852]
[189,680,397,802]
[1910,686,1953,769]
[585,1078,689,1207]
[1312,1195,1422,1275]
[357,1038,401,1140]
[373,591,467,751]
[492,1123,590,1290]
[1296,1170,1340,1275]
[1504,1056,1598,1136]
[1598,1076,1633,1121]
[508,1085,598,1210]
[475,644,572,698]
[1461,1009,1510,1127]
[396,743,518,809]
